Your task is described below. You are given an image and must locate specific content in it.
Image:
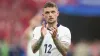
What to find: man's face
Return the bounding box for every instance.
[43,7,59,24]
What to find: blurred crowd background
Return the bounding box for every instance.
[0,0,100,56]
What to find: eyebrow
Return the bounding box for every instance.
[45,11,49,14]
[51,11,55,13]
[45,10,56,13]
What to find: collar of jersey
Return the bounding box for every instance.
[47,23,60,30]
[57,23,60,27]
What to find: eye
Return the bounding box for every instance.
[51,11,55,13]
[45,11,49,14]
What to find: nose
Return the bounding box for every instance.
[49,13,52,17]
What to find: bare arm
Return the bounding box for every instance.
[32,21,47,53]
[52,38,69,56]
[50,27,70,56]
[32,36,44,53]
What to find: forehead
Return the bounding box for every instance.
[43,7,58,12]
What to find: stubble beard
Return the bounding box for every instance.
[48,20,56,25]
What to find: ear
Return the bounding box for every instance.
[42,13,44,16]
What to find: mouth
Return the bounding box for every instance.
[49,18,53,20]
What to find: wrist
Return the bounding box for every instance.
[41,34,44,39]
[52,36,57,40]
[52,35,57,39]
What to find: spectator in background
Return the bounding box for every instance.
[73,39,90,56]
[8,35,25,56]
[66,43,74,56]
[0,37,9,56]
[89,39,100,56]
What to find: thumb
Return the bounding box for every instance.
[46,24,48,28]
[41,21,45,31]
[42,21,45,27]
[53,27,58,32]
[49,31,53,35]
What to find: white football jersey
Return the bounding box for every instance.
[27,30,39,56]
[32,25,71,56]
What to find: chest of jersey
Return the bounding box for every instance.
[39,29,63,56]
[41,30,56,53]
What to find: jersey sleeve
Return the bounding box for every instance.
[60,28,71,46]
[32,27,41,40]
[30,27,41,46]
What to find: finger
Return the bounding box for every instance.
[51,31,56,37]
[53,30,56,35]
[41,26,44,31]
[49,28,54,34]
[49,27,52,31]
[49,27,55,31]
[51,27,56,34]
[41,22,45,31]
[49,30,53,34]
[46,24,48,28]
[42,21,45,27]
[54,30,58,37]
[53,25,57,29]
[53,27,58,32]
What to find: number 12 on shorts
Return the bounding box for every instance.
[44,44,52,53]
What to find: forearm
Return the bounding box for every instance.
[32,36,44,53]
[53,38,69,56]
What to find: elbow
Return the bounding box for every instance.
[63,47,69,56]
[32,46,37,53]
[62,51,67,56]
[62,48,68,56]
[32,47,37,53]
[32,49,37,53]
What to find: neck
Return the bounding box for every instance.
[48,21,58,28]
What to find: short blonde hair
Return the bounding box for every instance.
[43,2,57,9]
